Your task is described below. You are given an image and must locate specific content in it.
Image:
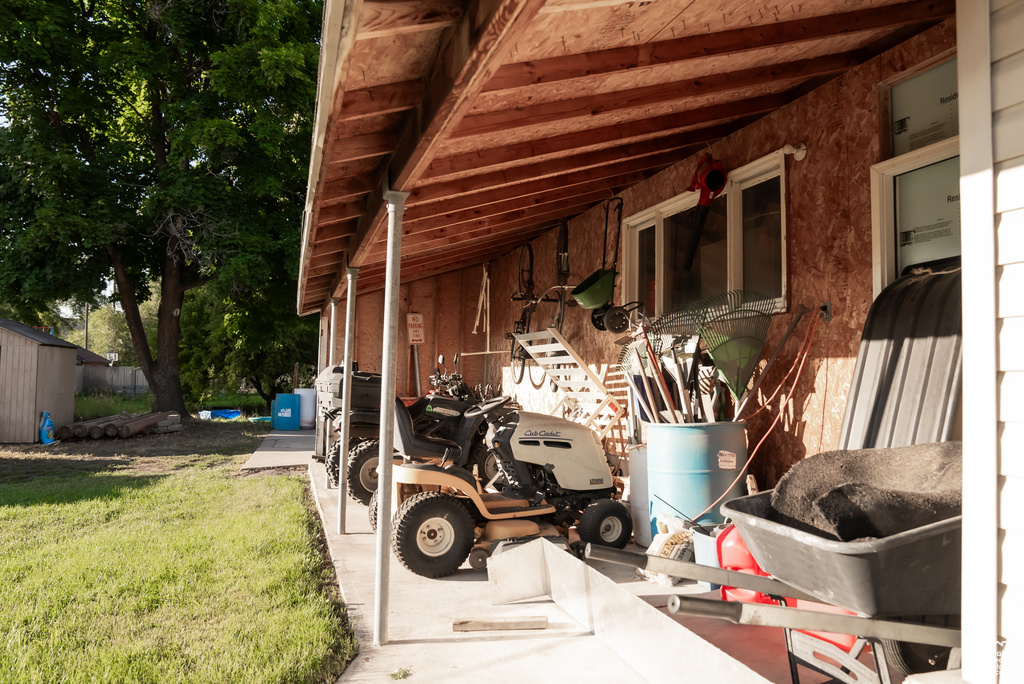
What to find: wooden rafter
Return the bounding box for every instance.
[369,197,603,256]
[427,91,786,171]
[357,0,464,40]
[328,131,398,163]
[455,51,864,138]
[424,121,738,184]
[408,168,648,218]
[342,0,549,284]
[402,187,618,231]
[483,0,954,92]
[411,149,681,206]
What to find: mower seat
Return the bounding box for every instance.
[392,397,462,463]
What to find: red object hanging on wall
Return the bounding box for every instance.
[682,154,728,271]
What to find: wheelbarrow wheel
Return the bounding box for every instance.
[881,614,959,676]
[577,499,632,548]
[392,491,475,578]
[882,641,952,676]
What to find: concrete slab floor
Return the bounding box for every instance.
[239,428,316,470]
[242,436,911,683]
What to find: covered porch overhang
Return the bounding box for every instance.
[298,0,954,313]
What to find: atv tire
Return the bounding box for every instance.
[368,489,378,532]
[347,439,381,505]
[577,499,632,549]
[392,491,475,578]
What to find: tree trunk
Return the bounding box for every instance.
[151,249,188,415]
[107,241,189,417]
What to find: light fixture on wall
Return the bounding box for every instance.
[782,142,808,161]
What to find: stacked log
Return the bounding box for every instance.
[117,412,181,438]
[56,411,182,440]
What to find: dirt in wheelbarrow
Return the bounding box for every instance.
[770,441,962,542]
[0,420,271,484]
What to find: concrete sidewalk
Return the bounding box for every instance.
[241,430,900,683]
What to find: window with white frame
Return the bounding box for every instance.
[623,151,788,316]
[871,57,960,297]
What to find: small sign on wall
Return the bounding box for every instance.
[407,313,425,345]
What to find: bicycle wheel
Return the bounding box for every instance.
[518,243,534,297]
[510,305,533,384]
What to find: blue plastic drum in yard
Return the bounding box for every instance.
[647,421,747,527]
[274,394,300,431]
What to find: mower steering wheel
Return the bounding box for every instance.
[464,396,511,418]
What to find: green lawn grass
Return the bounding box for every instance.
[0,423,355,683]
[75,393,153,421]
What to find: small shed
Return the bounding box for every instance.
[0,318,76,443]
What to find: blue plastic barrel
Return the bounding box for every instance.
[647,421,747,527]
[274,394,300,431]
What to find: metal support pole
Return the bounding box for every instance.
[374,190,408,647]
[336,276,358,530]
[329,298,339,366]
[322,298,340,481]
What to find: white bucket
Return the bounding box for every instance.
[629,446,654,548]
[296,388,317,428]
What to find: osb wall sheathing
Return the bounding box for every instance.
[327,17,957,488]
[329,267,491,398]
[488,17,957,488]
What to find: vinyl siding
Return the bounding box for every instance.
[992,0,1024,677]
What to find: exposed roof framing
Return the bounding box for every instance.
[298,0,954,315]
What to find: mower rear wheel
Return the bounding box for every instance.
[470,447,505,490]
[392,491,475,578]
[577,499,632,549]
[346,439,381,505]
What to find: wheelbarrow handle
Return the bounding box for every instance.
[584,544,819,602]
[668,596,962,649]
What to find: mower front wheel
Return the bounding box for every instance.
[392,492,475,578]
[577,499,632,549]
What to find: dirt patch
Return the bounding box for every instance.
[0,421,271,483]
[236,466,309,478]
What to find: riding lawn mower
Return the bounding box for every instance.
[377,395,633,578]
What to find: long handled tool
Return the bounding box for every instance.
[632,347,661,424]
[639,327,679,423]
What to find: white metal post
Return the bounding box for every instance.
[336,273,358,533]
[329,298,339,366]
[374,190,408,647]
[324,298,339,487]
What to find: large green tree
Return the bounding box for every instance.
[0,0,321,413]
[178,247,318,410]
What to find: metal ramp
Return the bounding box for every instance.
[512,328,625,439]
